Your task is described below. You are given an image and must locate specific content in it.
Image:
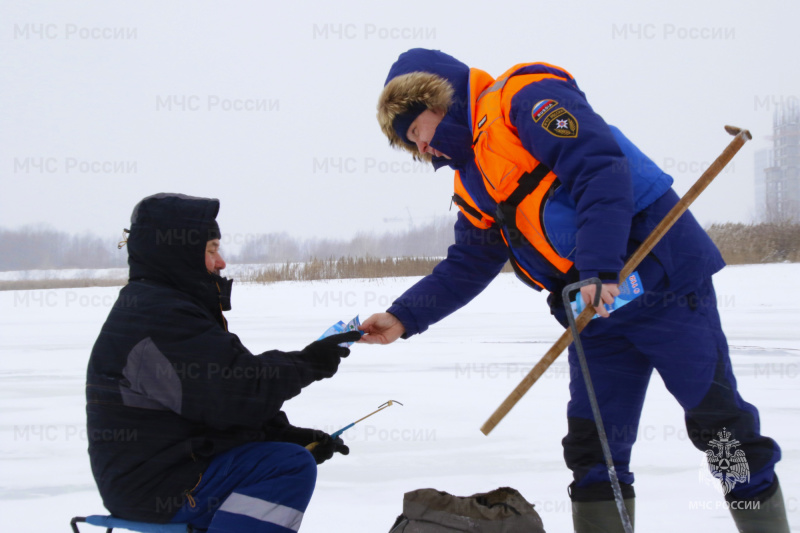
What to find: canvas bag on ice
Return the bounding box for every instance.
[388,487,546,532]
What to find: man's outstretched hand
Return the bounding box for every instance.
[295,330,362,380]
[359,313,405,344]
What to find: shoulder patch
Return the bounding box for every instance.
[531,99,558,123]
[542,108,578,138]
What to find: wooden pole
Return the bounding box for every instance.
[480,126,752,436]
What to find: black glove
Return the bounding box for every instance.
[295,331,362,381]
[281,426,350,465]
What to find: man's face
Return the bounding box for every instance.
[406,109,450,159]
[205,239,226,275]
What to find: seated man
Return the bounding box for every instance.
[86,193,359,532]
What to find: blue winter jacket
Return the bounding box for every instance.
[384,49,725,334]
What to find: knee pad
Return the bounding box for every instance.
[563,417,605,477]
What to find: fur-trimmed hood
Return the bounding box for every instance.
[378,71,454,161]
[377,49,473,166]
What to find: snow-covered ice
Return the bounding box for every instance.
[0,265,798,532]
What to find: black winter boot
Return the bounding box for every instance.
[729,481,790,533]
[572,498,635,533]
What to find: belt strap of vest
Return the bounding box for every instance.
[496,163,552,247]
[451,194,484,222]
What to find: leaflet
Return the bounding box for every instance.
[571,271,644,319]
[318,315,362,346]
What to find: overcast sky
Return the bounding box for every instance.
[2,1,798,249]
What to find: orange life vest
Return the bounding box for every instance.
[451,64,577,290]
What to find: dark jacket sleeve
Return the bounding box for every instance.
[386,212,508,337]
[510,78,635,281]
[126,300,315,431]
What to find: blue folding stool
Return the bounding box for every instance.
[70,515,193,533]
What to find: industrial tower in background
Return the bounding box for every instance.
[755,102,800,222]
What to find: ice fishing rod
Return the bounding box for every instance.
[481,125,752,436]
[306,400,403,451]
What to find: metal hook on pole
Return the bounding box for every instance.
[307,400,404,450]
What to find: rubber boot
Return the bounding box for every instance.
[572,498,635,533]
[729,482,790,533]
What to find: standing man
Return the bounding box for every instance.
[360,49,788,532]
[86,193,359,532]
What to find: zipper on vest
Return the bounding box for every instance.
[472,131,497,191]
[475,159,497,190]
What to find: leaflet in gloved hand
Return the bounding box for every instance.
[571,271,644,319]
[317,315,362,347]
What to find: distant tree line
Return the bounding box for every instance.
[0,218,458,272]
[1,220,798,273]
[0,226,127,271]
[234,217,456,264]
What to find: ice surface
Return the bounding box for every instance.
[0,265,798,531]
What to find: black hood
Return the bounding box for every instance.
[127,193,232,317]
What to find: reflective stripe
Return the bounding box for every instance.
[477,76,509,101]
[218,493,304,531]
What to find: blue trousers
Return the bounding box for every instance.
[563,278,781,502]
[170,442,317,532]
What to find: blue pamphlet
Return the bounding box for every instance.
[571,271,644,319]
[317,315,361,346]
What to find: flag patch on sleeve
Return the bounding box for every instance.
[531,99,558,122]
